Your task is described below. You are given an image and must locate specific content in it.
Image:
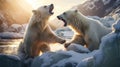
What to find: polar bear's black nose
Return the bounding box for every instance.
[50,4,53,6]
[57,16,61,20]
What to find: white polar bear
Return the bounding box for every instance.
[18,4,66,59]
[57,9,112,51]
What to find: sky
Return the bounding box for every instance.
[26,0,87,20]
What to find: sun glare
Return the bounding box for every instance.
[26,0,87,21]
[50,43,65,52]
[26,0,41,9]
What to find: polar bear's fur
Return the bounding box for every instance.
[57,9,111,51]
[18,4,65,58]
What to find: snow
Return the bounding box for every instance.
[112,13,120,20]
[31,50,98,67]
[112,19,120,32]
[0,54,22,67]
[60,31,74,38]
[66,43,90,53]
[8,24,22,32]
[0,32,23,39]
[1,22,8,32]
[20,24,28,34]
[88,16,115,27]
[0,23,28,39]
[7,24,27,34]
[55,27,74,39]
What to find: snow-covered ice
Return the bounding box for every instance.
[7,24,28,34]
[66,43,90,53]
[88,16,115,27]
[8,24,22,33]
[31,50,98,67]
[0,24,28,39]
[0,32,23,39]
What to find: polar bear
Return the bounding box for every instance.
[18,4,66,58]
[57,9,111,51]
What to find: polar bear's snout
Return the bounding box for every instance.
[57,16,61,20]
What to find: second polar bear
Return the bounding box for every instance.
[57,9,111,51]
[18,4,66,58]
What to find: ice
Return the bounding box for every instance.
[88,16,115,27]
[31,50,98,67]
[67,43,90,53]
[0,54,22,67]
[8,24,22,32]
[0,23,28,39]
[112,19,120,32]
[7,24,28,34]
[112,13,120,20]
[55,27,74,39]
[0,32,23,39]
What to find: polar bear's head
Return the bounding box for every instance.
[57,9,78,26]
[32,4,54,19]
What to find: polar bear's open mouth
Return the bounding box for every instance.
[49,4,54,14]
[57,16,67,26]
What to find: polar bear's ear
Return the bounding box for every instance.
[32,10,38,14]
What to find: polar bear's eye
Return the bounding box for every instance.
[44,6,47,8]
[63,12,66,15]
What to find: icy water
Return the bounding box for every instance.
[0,39,22,55]
[0,39,65,55]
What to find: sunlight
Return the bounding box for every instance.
[0,39,22,55]
[26,0,40,9]
[26,0,87,21]
[50,43,65,52]
[39,43,65,55]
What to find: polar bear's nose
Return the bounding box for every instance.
[57,16,61,20]
[50,4,53,6]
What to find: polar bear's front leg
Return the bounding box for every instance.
[64,35,86,48]
[44,26,66,44]
[31,42,50,57]
[39,44,50,53]
[47,33,66,44]
[85,34,99,51]
[31,43,40,57]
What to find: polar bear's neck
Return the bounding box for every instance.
[69,13,89,35]
[28,15,49,31]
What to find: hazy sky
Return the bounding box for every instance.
[26,0,87,20]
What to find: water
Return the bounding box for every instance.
[0,39,65,55]
[0,39,22,55]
